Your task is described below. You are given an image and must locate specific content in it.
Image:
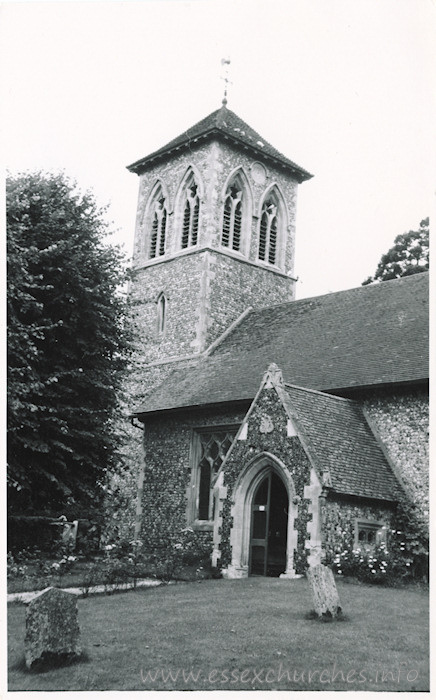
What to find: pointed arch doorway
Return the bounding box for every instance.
[249,470,288,577]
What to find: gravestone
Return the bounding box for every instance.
[306,564,342,618]
[25,587,81,669]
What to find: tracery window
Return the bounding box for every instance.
[221,179,244,252]
[181,179,200,249]
[258,198,279,265]
[192,427,239,521]
[149,194,167,259]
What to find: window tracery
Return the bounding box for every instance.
[191,427,239,522]
[258,198,279,265]
[149,193,167,259]
[221,178,246,252]
[181,180,200,249]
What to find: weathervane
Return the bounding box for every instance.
[220,58,231,106]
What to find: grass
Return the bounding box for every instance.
[8,577,429,691]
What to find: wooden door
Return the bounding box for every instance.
[249,470,288,577]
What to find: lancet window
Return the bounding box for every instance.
[258,197,279,265]
[181,179,200,249]
[192,427,239,521]
[149,193,167,259]
[156,293,166,336]
[221,179,245,252]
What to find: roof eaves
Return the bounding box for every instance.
[132,397,252,421]
[328,486,399,503]
[126,130,213,174]
[284,382,355,403]
[127,127,313,181]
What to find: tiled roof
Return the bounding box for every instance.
[134,272,428,416]
[283,384,402,502]
[127,105,313,182]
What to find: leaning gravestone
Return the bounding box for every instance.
[306,564,342,618]
[25,587,81,669]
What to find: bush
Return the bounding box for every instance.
[80,563,102,597]
[7,552,28,580]
[327,542,407,585]
[326,530,427,586]
[146,527,212,582]
[97,529,213,586]
[324,499,428,586]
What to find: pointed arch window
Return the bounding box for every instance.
[192,427,239,521]
[221,180,244,252]
[149,194,167,259]
[258,198,279,265]
[156,293,166,336]
[181,179,200,249]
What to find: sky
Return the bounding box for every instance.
[1,0,435,299]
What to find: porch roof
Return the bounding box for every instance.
[283,384,402,502]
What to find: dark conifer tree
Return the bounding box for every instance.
[7,172,130,517]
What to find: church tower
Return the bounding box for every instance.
[127,102,312,392]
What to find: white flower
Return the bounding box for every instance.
[51,562,60,570]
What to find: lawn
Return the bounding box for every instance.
[8,577,429,691]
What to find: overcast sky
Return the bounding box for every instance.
[1,0,435,298]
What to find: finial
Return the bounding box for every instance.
[220,57,231,106]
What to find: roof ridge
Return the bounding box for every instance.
[250,270,430,315]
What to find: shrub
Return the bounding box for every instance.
[99,528,213,585]
[80,563,103,597]
[146,527,212,582]
[7,552,28,580]
[327,542,408,585]
[324,498,428,586]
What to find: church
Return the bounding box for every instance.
[125,101,428,578]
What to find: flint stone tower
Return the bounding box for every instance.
[127,104,312,392]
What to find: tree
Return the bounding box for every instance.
[362,218,429,285]
[7,172,131,517]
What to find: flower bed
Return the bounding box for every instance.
[7,528,220,597]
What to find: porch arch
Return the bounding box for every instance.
[225,452,299,578]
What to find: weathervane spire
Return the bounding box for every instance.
[220,57,231,106]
